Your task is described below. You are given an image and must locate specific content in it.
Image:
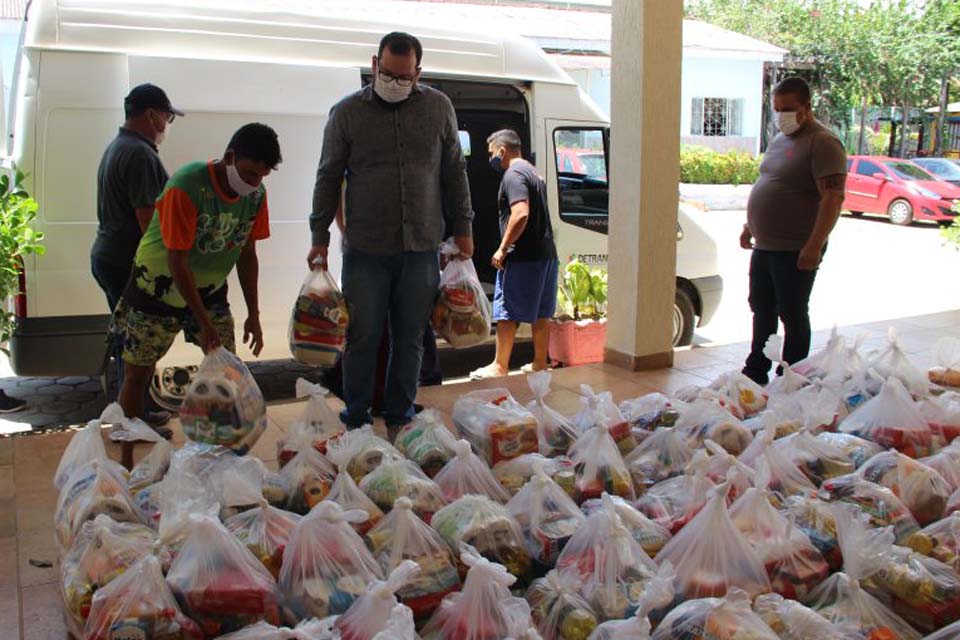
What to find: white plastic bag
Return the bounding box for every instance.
[525,569,600,640]
[620,392,687,433]
[326,424,404,482]
[856,448,951,526]
[919,391,960,445]
[580,494,672,558]
[585,562,674,640]
[434,435,511,503]
[792,327,851,381]
[866,328,929,397]
[839,376,935,458]
[334,560,420,640]
[624,427,693,493]
[55,459,143,551]
[278,379,345,465]
[527,371,578,457]
[651,588,780,640]
[55,416,109,491]
[921,441,960,492]
[907,511,960,575]
[290,263,349,367]
[432,238,492,348]
[278,445,337,515]
[634,451,716,533]
[753,593,863,640]
[100,401,164,443]
[675,399,753,455]
[764,334,811,396]
[371,604,419,640]
[506,462,585,567]
[326,470,383,536]
[772,429,854,486]
[452,389,539,466]
[572,385,636,455]
[180,346,267,455]
[224,498,302,580]
[708,370,769,418]
[394,409,457,477]
[815,431,884,469]
[128,439,173,494]
[929,337,960,388]
[567,423,636,503]
[494,454,576,498]
[820,472,921,545]
[360,457,448,523]
[749,436,816,503]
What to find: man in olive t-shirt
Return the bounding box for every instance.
[740,77,847,384]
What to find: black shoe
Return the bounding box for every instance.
[0,391,26,413]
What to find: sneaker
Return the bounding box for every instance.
[0,391,26,413]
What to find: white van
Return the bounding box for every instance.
[6,0,722,391]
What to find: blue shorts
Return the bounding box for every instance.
[493,258,558,323]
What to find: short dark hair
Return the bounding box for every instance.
[487,129,522,152]
[227,123,282,168]
[774,77,811,105]
[378,32,423,67]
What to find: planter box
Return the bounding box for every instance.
[548,318,607,366]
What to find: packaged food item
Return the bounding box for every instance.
[325,471,383,537]
[277,446,337,515]
[432,238,492,348]
[277,379,345,466]
[572,385,636,455]
[918,391,960,446]
[839,377,935,458]
[365,497,461,622]
[452,389,539,466]
[60,515,162,637]
[55,415,110,491]
[289,261,349,367]
[359,458,447,523]
[567,423,635,503]
[745,404,803,444]
[217,456,274,520]
[55,459,144,551]
[772,429,854,486]
[634,451,716,533]
[494,454,576,498]
[842,368,886,414]
[165,515,281,636]
[585,563,674,640]
[623,427,693,493]
[804,505,921,640]
[334,561,420,640]
[781,495,844,572]
[85,554,203,640]
[224,499,302,580]
[764,335,812,396]
[928,337,960,389]
[431,494,531,580]
[867,328,929,397]
[555,494,659,621]
[213,621,306,640]
[135,482,163,529]
[420,544,539,640]
[434,436,511,503]
[708,370,770,419]
[100,401,166,444]
[128,440,173,494]
[816,431,885,469]
[753,593,865,640]
[506,463,586,568]
[526,570,599,640]
[527,371,579,457]
[856,449,951,526]
[749,437,817,504]
[326,425,404,483]
[926,618,960,640]
[906,512,960,574]
[180,347,267,455]
[278,502,384,623]
[619,393,686,436]
[394,409,457,478]
[701,439,756,503]
[675,399,753,455]
[819,474,920,544]
[580,494,671,558]
[651,588,780,640]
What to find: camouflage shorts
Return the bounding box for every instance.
[111,300,236,367]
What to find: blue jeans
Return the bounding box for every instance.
[341,249,440,428]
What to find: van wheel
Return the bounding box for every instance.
[888,199,913,226]
[149,365,198,412]
[673,289,696,347]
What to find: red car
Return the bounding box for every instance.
[844,155,960,225]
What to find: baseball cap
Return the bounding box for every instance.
[124,83,184,117]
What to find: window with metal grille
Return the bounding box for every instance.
[691,97,744,136]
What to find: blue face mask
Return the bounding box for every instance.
[489,153,504,173]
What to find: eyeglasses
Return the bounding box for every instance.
[378,68,418,88]
[163,112,176,124]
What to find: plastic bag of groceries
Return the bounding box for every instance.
[506,462,586,568]
[61,515,164,637]
[360,457,447,523]
[753,593,864,640]
[432,238,492,349]
[781,495,845,572]
[85,553,203,640]
[420,544,538,640]
[394,409,457,478]
[334,560,421,640]
[792,326,852,381]
[652,588,780,640]
[55,459,144,551]
[744,401,803,445]
[804,505,921,640]
[180,347,267,454]
[326,471,383,536]
[624,427,693,493]
[634,450,716,533]
[839,377,935,458]
[567,422,635,503]
[855,449,951,526]
[127,439,173,495]
[432,494,531,579]
[701,439,756,503]
[494,453,576,498]
[526,569,600,640]
[908,511,960,576]
[792,378,849,433]
[214,621,313,640]
[365,497,461,622]
[55,415,110,491]
[277,445,337,515]
[573,384,637,455]
[326,424,405,482]
[452,388,539,466]
[820,473,920,544]
[708,370,770,419]
[278,379,345,465]
[764,335,811,396]
[675,398,753,455]
[278,501,384,623]
[619,392,687,442]
[166,515,282,635]
[585,563,675,640]
[919,391,960,446]
[816,431,884,469]
[771,429,854,486]
[840,367,885,415]
[224,498,301,580]
[556,493,659,621]
[371,604,419,640]
[526,371,578,457]
[290,259,349,367]
[929,337,960,388]
[867,328,929,397]
[99,401,164,444]
[750,437,817,504]
[435,435,510,503]
[216,455,274,520]
[581,494,672,558]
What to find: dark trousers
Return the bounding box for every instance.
[742,249,820,385]
[91,253,129,399]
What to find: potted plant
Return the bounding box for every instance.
[548,257,607,366]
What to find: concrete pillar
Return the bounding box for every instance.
[604,0,683,370]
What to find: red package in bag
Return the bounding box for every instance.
[289,260,349,368]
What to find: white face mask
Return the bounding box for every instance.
[775,111,801,136]
[374,71,414,103]
[226,162,259,197]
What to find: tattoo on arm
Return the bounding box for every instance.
[819,173,847,193]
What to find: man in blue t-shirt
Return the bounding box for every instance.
[471,129,558,379]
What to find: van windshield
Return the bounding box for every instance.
[884,162,934,181]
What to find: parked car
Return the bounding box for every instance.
[843,155,960,225]
[556,147,607,180]
[912,157,960,187]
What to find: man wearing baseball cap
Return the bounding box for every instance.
[90,83,183,432]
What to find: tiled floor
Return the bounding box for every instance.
[3,310,959,639]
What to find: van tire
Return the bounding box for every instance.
[673,289,696,347]
[888,199,913,226]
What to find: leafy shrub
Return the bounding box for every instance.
[939,202,960,248]
[680,146,761,185]
[0,169,44,352]
[556,257,607,321]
